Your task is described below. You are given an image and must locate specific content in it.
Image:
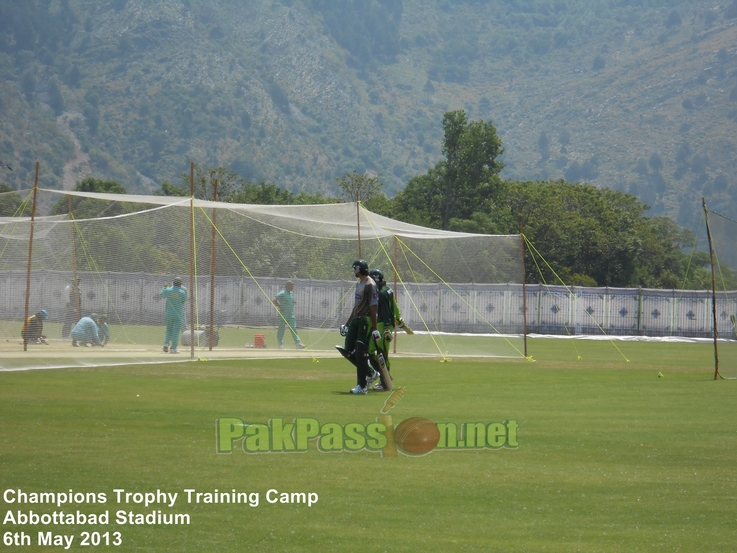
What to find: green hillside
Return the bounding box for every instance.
[1,0,736,228]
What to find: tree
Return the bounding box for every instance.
[159,165,243,201]
[84,105,99,134]
[649,153,664,174]
[50,177,129,219]
[334,170,384,204]
[229,180,298,205]
[67,63,81,88]
[21,72,35,101]
[47,77,65,115]
[537,131,550,161]
[665,9,682,29]
[727,0,737,20]
[158,181,188,197]
[394,110,505,230]
[564,161,582,182]
[503,180,702,287]
[0,184,24,216]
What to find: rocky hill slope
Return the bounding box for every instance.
[1,0,736,230]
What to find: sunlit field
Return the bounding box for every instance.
[1,338,735,552]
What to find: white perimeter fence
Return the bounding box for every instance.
[3,271,737,339]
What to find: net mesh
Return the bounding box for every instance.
[0,188,525,370]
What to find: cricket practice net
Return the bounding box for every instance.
[0,188,526,370]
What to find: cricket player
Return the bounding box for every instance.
[272,281,305,349]
[368,268,402,390]
[160,277,187,354]
[338,259,382,394]
[71,315,104,347]
[92,313,110,345]
[62,278,81,340]
[22,310,49,345]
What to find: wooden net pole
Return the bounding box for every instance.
[393,235,398,354]
[189,162,196,359]
[209,179,218,351]
[519,223,528,358]
[68,196,80,320]
[23,162,40,351]
[355,191,362,258]
[702,197,719,380]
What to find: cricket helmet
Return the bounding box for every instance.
[173,277,183,286]
[369,268,384,284]
[38,309,49,320]
[352,259,369,275]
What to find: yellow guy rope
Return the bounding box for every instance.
[522,234,630,363]
[360,204,526,361]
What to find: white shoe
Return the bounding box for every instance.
[278,344,284,349]
[163,345,169,353]
[349,385,367,395]
[296,342,305,349]
[170,349,180,354]
[367,370,380,388]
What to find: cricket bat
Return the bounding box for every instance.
[372,338,393,391]
[397,318,414,335]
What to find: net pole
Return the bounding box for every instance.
[22,162,39,351]
[355,192,361,258]
[519,223,528,358]
[393,234,398,355]
[209,179,218,351]
[702,197,719,380]
[189,162,195,360]
[68,196,80,321]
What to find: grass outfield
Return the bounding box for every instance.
[1,338,736,552]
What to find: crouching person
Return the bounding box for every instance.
[22,310,49,345]
[71,314,105,347]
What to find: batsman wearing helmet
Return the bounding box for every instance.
[338,259,382,394]
[22,309,49,345]
[368,268,402,390]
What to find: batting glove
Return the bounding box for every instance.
[396,318,405,329]
[372,330,381,341]
[339,324,348,337]
[383,328,393,342]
